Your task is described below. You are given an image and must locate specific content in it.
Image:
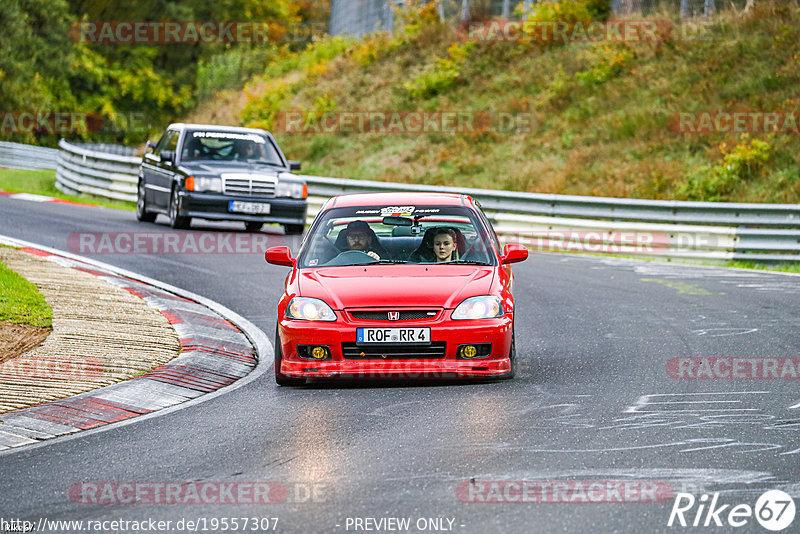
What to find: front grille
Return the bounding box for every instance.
[223,177,276,197]
[348,309,439,321]
[342,342,446,359]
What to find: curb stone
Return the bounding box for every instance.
[0,239,262,451]
[0,190,99,207]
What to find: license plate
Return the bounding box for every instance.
[356,327,431,344]
[229,201,271,214]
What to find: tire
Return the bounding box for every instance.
[283,224,304,235]
[274,323,305,386]
[245,222,263,232]
[499,324,516,380]
[136,180,157,223]
[168,187,191,229]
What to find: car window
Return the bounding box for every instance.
[152,130,177,156]
[182,130,283,163]
[298,205,496,268]
[164,130,179,152]
[477,204,501,254]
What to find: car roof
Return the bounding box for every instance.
[169,123,271,135]
[326,192,474,209]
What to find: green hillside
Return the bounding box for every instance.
[188,0,800,203]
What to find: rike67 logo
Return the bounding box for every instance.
[668,490,795,531]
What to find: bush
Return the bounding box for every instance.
[524,0,593,24]
[576,43,633,86]
[241,79,291,131]
[584,0,611,21]
[394,1,441,39]
[264,36,354,80]
[197,48,277,100]
[679,135,772,201]
[404,42,473,99]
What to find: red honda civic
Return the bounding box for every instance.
[264,192,528,385]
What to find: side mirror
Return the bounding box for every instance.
[145,140,154,154]
[161,150,175,165]
[265,246,295,267]
[288,160,301,171]
[500,244,528,265]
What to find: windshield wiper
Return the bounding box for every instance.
[371,259,409,264]
[250,161,285,167]
[439,260,490,265]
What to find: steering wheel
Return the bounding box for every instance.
[198,144,223,160]
[323,250,376,266]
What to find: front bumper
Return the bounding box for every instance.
[178,191,307,225]
[277,314,513,378]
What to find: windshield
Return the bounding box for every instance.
[181,131,283,164]
[298,205,497,268]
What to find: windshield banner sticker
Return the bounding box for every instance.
[380,206,416,216]
[193,131,265,143]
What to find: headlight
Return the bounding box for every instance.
[452,296,503,320]
[186,176,221,193]
[275,181,307,199]
[285,297,336,321]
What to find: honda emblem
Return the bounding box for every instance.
[388,311,400,321]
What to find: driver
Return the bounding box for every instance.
[340,220,387,260]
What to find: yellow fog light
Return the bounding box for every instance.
[312,346,328,360]
[461,345,478,359]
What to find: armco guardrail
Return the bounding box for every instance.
[55,139,139,202]
[43,140,800,263]
[0,141,58,170]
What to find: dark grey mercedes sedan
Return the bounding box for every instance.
[136,123,307,234]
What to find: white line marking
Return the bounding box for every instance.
[9,193,55,202]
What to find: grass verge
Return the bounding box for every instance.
[0,168,135,211]
[0,255,53,327]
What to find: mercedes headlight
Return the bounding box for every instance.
[452,296,503,320]
[285,297,336,321]
[186,176,222,193]
[275,181,307,199]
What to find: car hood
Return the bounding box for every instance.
[297,265,495,309]
[179,160,286,178]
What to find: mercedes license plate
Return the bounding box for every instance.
[229,201,271,214]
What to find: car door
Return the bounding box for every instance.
[147,129,180,209]
[141,131,166,209]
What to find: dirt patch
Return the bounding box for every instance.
[0,321,51,363]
